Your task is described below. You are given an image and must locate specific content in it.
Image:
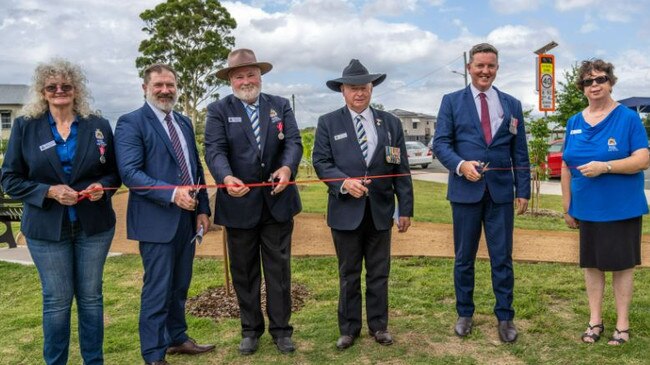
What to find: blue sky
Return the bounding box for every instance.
[1,0,649,127]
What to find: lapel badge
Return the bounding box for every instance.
[95,128,104,140]
[270,108,278,119]
[376,118,382,126]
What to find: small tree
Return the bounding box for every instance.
[136,0,236,128]
[527,115,550,215]
[300,127,316,177]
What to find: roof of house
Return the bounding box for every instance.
[388,108,436,119]
[0,84,29,105]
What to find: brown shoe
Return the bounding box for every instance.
[166,338,215,355]
[369,330,394,345]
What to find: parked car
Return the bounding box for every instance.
[545,139,564,178]
[405,141,433,168]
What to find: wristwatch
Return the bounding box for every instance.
[605,162,612,173]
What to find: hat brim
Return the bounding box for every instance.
[216,62,273,81]
[326,73,386,92]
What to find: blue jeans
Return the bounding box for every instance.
[27,223,114,365]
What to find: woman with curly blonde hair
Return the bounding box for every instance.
[1,58,120,364]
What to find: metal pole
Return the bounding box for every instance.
[463,51,468,87]
[292,94,296,112]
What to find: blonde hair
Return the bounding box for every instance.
[19,58,96,119]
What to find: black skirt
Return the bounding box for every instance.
[579,216,642,271]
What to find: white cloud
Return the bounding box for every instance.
[363,0,418,16]
[490,0,540,14]
[554,0,597,12]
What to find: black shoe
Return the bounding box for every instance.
[273,336,296,354]
[145,360,169,365]
[498,320,518,343]
[239,337,259,355]
[455,316,473,337]
[336,335,356,350]
[369,330,394,345]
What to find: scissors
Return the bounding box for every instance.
[476,161,490,176]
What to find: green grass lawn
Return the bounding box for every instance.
[1,256,649,364]
[300,179,650,234]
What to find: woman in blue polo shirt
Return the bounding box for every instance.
[561,59,649,346]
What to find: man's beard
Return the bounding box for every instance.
[146,90,177,113]
[233,84,261,103]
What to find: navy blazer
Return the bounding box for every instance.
[312,107,413,231]
[204,93,302,229]
[1,114,120,240]
[433,85,530,204]
[115,103,210,243]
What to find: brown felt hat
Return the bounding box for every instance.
[215,48,273,81]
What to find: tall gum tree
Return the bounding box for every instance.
[136,0,236,128]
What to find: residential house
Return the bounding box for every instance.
[0,84,29,139]
[388,108,437,144]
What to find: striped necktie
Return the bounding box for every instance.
[355,115,368,160]
[164,113,192,186]
[247,104,261,150]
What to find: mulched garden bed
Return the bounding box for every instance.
[186,283,310,320]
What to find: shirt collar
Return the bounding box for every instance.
[47,111,78,126]
[146,100,173,123]
[470,84,498,101]
[239,96,260,110]
[348,107,373,122]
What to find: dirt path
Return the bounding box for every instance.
[108,191,650,267]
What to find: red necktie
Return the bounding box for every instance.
[479,93,492,144]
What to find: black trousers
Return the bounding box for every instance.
[331,203,391,336]
[226,205,294,339]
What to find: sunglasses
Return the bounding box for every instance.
[43,84,74,93]
[581,76,609,87]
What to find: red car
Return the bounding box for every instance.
[545,139,564,178]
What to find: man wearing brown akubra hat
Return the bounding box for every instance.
[205,49,303,355]
[313,59,414,350]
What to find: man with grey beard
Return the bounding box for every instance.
[204,49,303,355]
[115,64,214,365]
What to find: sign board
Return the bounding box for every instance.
[538,54,555,112]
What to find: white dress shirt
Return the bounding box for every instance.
[455,85,505,176]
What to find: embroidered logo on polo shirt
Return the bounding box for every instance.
[608,137,618,152]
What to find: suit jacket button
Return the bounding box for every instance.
[261,163,266,168]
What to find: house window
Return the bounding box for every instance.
[1,111,11,130]
[412,122,418,129]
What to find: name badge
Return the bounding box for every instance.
[570,129,582,135]
[334,132,348,141]
[228,117,242,123]
[39,140,56,151]
[385,146,401,164]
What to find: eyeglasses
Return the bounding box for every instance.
[43,84,74,93]
[581,76,609,87]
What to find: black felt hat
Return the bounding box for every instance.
[326,59,387,92]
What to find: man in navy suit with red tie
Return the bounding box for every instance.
[115,64,214,365]
[204,49,302,355]
[433,43,530,343]
[312,59,413,350]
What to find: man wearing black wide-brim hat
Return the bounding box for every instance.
[313,59,414,350]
